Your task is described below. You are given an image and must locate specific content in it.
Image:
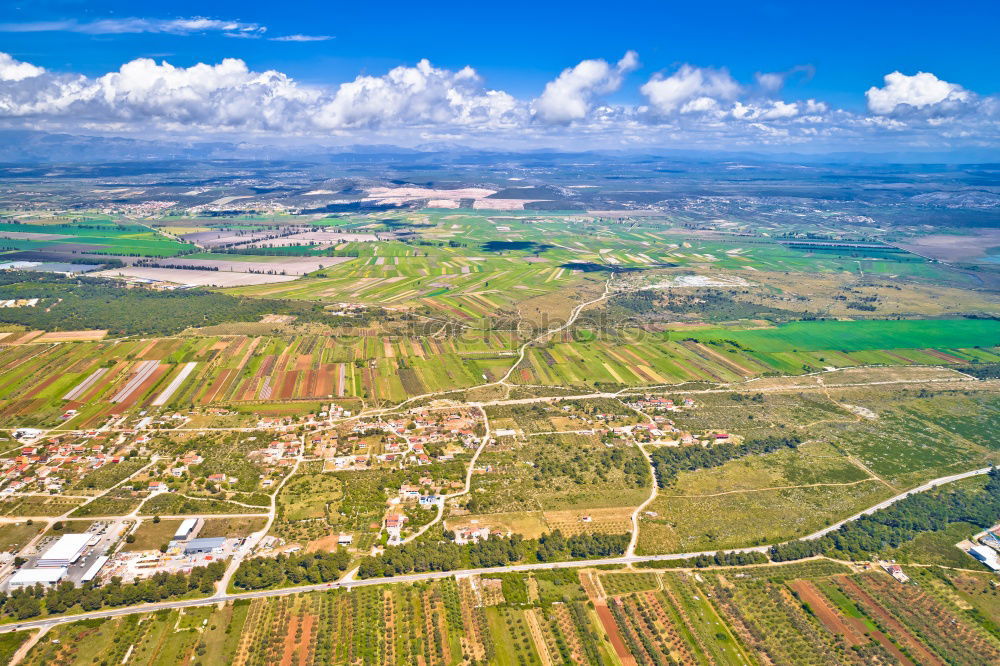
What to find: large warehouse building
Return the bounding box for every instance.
[173,518,201,541]
[184,537,225,555]
[37,533,90,567]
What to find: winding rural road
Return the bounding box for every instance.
[497,275,615,386]
[1,465,992,637]
[215,437,304,595]
[803,466,993,540]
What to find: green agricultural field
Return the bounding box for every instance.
[600,571,660,596]
[0,220,192,257]
[815,389,1000,487]
[666,441,873,496]
[685,318,1000,352]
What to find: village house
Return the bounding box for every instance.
[385,514,406,543]
[453,526,491,544]
[399,484,421,500]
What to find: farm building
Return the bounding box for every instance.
[882,563,910,583]
[9,567,67,588]
[184,537,226,555]
[37,533,90,567]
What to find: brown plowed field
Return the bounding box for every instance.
[595,603,636,666]
[201,368,235,403]
[112,364,168,413]
[788,579,866,646]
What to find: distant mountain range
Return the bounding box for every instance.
[0,129,998,166]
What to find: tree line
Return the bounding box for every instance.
[958,363,1000,380]
[637,551,769,569]
[233,550,352,590]
[0,561,224,620]
[356,530,630,579]
[0,271,358,335]
[649,435,802,487]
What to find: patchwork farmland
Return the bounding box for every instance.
[1,324,997,426]
[0,167,999,666]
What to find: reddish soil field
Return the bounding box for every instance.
[690,341,756,375]
[279,613,314,666]
[200,368,234,403]
[629,365,657,383]
[595,603,636,666]
[788,580,867,647]
[10,330,44,344]
[361,369,373,399]
[232,337,260,372]
[135,339,158,358]
[921,348,966,363]
[315,366,333,397]
[301,369,318,396]
[305,534,341,552]
[277,371,299,399]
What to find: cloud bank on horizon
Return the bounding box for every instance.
[0,48,995,152]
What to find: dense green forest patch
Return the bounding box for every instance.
[0,272,345,335]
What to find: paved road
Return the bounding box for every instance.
[0,465,991,637]
[0,547,769,635]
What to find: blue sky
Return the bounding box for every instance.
[0,1,997,152]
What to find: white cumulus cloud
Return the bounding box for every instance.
[313,59,523,129]
[533,51,639,124]
[866,71,971,114]
[731,100,800,121]
[640,65,741,115]
[0,51,994,153]
[0,53,44,81]
[0,53,524,133]
[755,72,785,93]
